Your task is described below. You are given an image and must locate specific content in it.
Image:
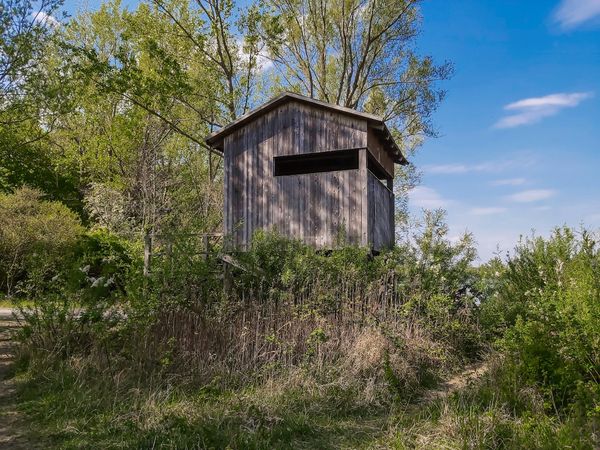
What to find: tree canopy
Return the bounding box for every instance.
[1,0,449,236]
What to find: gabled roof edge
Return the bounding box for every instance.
[205,92,408,165]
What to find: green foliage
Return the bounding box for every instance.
[143,232,224,310]
[0,187,83,296]
[10,221,600,448]
[482,227,600,414]
[65,229,137,306]
[0,128,81,206]
[257,0,452,153]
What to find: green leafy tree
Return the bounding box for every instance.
[31,1,225,237]
[257,0,451,152]
[0,0,82,205]
[1,0,64,117]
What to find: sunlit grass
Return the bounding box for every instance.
[13,356,597,450]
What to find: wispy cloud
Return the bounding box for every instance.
[553,0,600,29]
[425,164,473,174]
[409,186,452,209]
[491,178,527,186]
[494,92,593,129]
[470,207,507,216]
[507,189,556,203]
[425,156,534,175]
[423,163,494,175]
[32,11,59,27]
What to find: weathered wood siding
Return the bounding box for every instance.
[367,171,395,250]
[367,128,394,178]
[224,101,369,249]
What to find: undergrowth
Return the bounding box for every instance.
[6,218,600,448]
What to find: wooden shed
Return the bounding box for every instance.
[205,93,407,252]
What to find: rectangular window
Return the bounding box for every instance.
[274,149,359,176]
[367,153,393,190]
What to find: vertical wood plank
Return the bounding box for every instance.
[359,149,368,247]
[222,100,395,252]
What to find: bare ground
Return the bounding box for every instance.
[0,310,34,450]
[420,361,490,404]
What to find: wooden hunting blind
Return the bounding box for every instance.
[205,93,407,251]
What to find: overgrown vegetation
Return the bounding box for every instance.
[1,0,599,447]
[1,186,598,447]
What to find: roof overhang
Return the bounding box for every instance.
[205,92,408,165]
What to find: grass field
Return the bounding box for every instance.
[9,356,595,449]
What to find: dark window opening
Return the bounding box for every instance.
[274,149,359,176]
[367,153,392,181]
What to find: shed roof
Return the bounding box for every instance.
[205,92,408,165]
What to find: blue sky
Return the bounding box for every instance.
[411,0,600,261]
[56,0,600,261]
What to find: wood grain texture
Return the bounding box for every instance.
[367,127,394,178]
[368,172,395,251]
[223,99,394,250]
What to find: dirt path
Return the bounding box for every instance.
[420,361,489,404]
[0,310,32,449]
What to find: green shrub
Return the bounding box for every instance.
[65,228,138,306]
[483,227,600,414]
[144,231,223,311]
[0,187,83,296]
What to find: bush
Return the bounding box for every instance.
[482,227,600,415]
[0,187,83,296]
[64,228,139,306]
[11,210,499,448]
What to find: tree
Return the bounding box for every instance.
[1,0,64,115]
[258,0,451,153]
[0,0,85,207]
[41,1,224,238]
[61,0,263,158]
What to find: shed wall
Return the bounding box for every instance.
[223,102,394,250]
[367,172,395,250]
[367,128,394,178]
[224,101,369,249]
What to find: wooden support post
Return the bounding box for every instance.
[143,230,153,277]
[203,234,209,261]
[223,260,232,296]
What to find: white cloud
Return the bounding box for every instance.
[491,178,526,186]
[427,161,511,175]
[425,164,471,174]
[237,39,274,72]
[494,92,593,129]
[553,0,600,29]
[507,189,556,203]
[470,207,507,216]
[255,52,274,71]
[32,11,59,27]
[425,154,537,176]
[409,186,452,209]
